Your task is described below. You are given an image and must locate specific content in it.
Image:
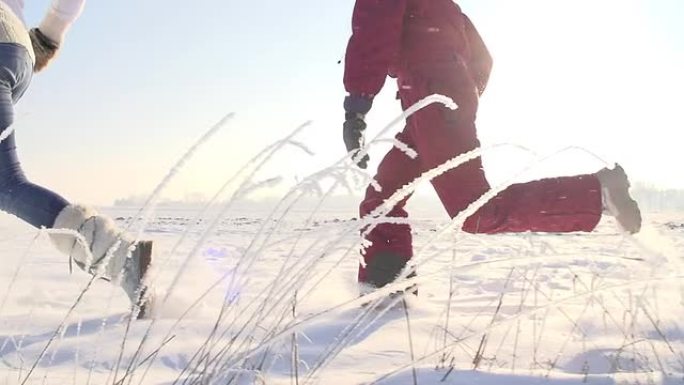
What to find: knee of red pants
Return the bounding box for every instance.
[430,158,490,212]
[461,204,506,234]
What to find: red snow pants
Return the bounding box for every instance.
[358,64,603,283]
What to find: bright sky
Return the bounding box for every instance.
[13,0,684,205]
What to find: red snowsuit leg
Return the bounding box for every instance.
[358,64,603,280]
[358,130,420,283]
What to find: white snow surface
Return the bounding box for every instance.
[1,204,684,385]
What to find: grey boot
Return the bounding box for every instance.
[123,240,153,318]
[50,204,154,317]
[596,164,642,234]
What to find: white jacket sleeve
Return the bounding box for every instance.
[38,0,86,44]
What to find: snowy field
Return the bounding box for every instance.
[1,200,684,385]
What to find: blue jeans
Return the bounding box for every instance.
[0,43,68,228]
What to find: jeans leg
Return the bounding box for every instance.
[0,134,69,228]
[0,43,69,228]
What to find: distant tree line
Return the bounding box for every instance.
[632,184,684,212]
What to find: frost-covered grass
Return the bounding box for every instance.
[2,207,683,385]
[2,98,684,384]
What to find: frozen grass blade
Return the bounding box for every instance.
[291,292,300,385]
[472,267,513,369]
[126,113,234,240]
[143,97,467,383]
[402,298,418,385]
[0,232,41,319]
[20,278,97,385]
[130,123,314,385]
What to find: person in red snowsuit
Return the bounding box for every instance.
[342,0,642,288]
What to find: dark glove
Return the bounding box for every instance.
[29,28,59,73]
[343,112,369,169]
[343,94,373,169]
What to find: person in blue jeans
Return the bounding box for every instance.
[0,0,153,317]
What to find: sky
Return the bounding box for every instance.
[12,0,684,205]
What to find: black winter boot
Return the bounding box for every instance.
[365,251,417,295]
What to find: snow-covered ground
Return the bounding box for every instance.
[1,202,683,385]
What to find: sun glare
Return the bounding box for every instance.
[476,0,674,185]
